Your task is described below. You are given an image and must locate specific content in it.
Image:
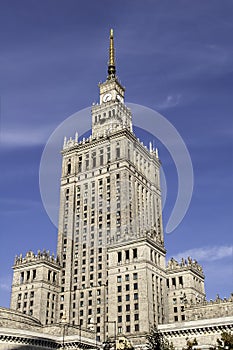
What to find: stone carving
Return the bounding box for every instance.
[14,250,59,266]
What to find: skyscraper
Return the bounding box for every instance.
[56,29,166,341]
[9,29,232,350]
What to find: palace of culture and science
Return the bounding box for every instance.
[0,30,232,350]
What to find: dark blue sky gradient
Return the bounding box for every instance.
[0,0,232,307]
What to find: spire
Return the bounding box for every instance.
[108,28,116,79]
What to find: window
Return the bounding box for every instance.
[32,270,36,279]
[20,272,24,284]
[126,325,130,333]
[126,294,130,301]
[126,284,130,291]
[92,152,96,168]
[53,272,56,282]
[134,283,138,290]
[134,303,139,310]
[117,276,122,283]
[134,314,139,321]
[135,324,139,332]
[174,316,178,322]
[126,304,130,311]
[172,277,176,287]
[133,273,138,280]
[118,305,122,312]
[134,293,138,300]
[85,154,89,170]
[179,276,183,286]
[125,274,129,281]
[118,252,122,263]
[118,296,122,302]
[117,286,122,293]
[133,248,137,259]
[116,147,120,159]
[126,315,130,322]
[118,316,122,323]
[125,250,129,260]
[174,307,177,313]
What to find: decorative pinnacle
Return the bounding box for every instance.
[108,28,116,78]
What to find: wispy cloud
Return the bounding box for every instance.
[156,94,182,110]
[170,245,233,262]
[1,127,49,147]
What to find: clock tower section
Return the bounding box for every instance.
[92,29,132,138]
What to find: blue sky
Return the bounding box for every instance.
[0,0,232,307]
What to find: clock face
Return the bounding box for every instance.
[103,93,112,103]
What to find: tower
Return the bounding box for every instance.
[56,29,166,342]
[7,29,233,350]
[166,257,205,323]
[10,250,60,325]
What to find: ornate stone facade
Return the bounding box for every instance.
[55,28,165,341]
[159,317,233,350]
[11,250,61,325]
[0,307,97,349]
[1,30,232,350]
[185,294,233,321]
[166,257,205,323]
